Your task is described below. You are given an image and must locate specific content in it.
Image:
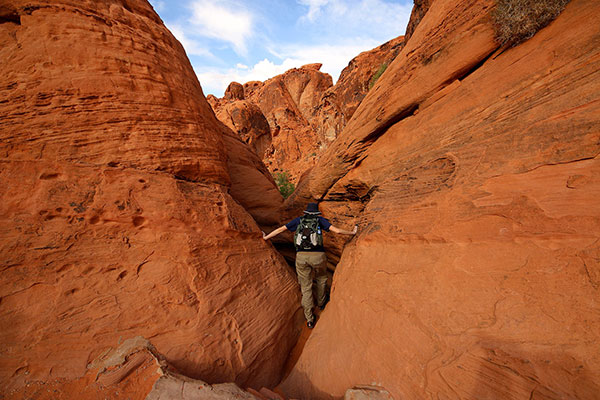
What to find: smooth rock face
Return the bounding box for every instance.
[281,0,600,398]
[0,0,298,395]
[222,125,284,228]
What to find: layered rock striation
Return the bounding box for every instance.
[0,0,297,395]
[281,0,600,398]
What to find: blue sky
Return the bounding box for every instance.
[148,0,413,97]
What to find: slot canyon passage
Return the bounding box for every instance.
[0,0,599,399]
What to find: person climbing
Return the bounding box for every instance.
[263,202,357,328]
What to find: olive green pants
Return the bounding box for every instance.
[295,251,328,323]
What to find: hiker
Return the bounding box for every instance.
[263,202,357,328]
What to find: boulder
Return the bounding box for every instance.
[280,0,600,398]
[224,81,245,101]
[214,100,272,158]
[0,0,299,395]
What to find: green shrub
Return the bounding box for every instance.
[492,0,570,46]
[369,62,388,89]
[274,171,295,199]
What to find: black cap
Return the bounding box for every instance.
[304,202,321,215]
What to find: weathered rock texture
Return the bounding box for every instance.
[0,0,298,395]
[344,386,393,400]
[281,0,600,398]
[5,337,264,400]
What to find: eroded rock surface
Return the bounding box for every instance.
[4,337,264,400]
[404,0,434,41]
[281,0,600,398]
[0,0,298,395]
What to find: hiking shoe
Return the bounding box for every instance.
[307,320,315,329]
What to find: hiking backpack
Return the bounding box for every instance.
[294,215,323,251]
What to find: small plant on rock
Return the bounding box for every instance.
[369,62,388,89]
[274,171,295,199]
[492,0,571,46]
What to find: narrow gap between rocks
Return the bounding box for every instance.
[270,239,337,387]
[0,13,21,25]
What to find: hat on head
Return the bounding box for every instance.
[304,202,321,215]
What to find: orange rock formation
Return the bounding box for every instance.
[281,0,600,398]
[0,0,298,395]
[210,64,334,183]
[3,0,599,398]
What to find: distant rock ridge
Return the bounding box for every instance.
[209,37,405,183]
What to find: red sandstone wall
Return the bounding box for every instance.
[0,0,298,394]
[281,0,600,398]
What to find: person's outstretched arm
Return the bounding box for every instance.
[330,225,358,235]
[263,225,288,240]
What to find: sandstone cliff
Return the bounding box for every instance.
[0,0,297,394]
[210,64,334,183]
[281,0,600,398]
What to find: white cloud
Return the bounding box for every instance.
[195,39,381,97]
[149,0,166,13]
[297,0,412,38]
[188,0,254,55]
[167,23,215,58]
[195,59,295,97]
[297,0,331,21]
[154,0,413,98]
[275,40,382,80]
